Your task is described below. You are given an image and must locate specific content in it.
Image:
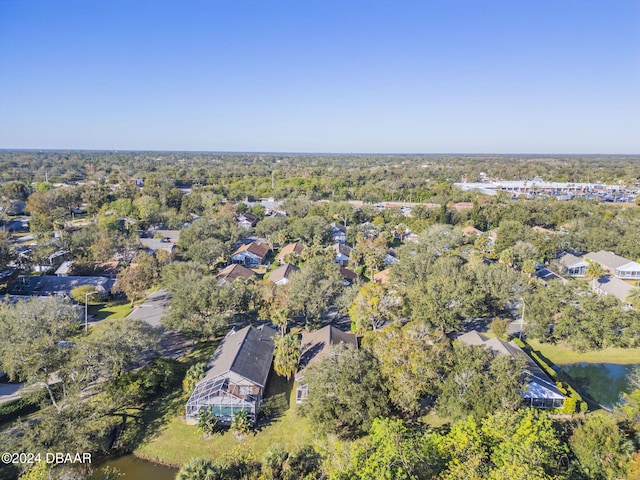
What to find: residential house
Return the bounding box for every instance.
[185,325,277,424]
[339,266,358,285]
[457,330,565,409]
[216,264,256,284]
[585,250,640,280]
[461,225,482,238]
[9,275,115,298]
[295,325,358,403]
[276,242,306,265]
[237,213,259,230]
[230,242,270,267]
[139,238,176,254]
[269,263,299,286]
[332,243,352,267]
[384,250,399,265]
[330,223,347,244]
[373,268,391,285]
[150,229,181,244]
[558,252,588,277]
[593,275,638,306]
[453,202,474,212]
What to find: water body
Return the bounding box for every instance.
[560,363,638,408]
[91,455,177,480]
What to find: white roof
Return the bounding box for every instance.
[617,261,640,272]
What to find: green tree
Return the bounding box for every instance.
[438,342,524,421]
[163,263,256,338]
[586,260,606,289]
[231,409,252,436]
[349,282,397,334]
[69,284,101,304]
[287,257,343,327]
[301,343,390,438]
[197,407,219,436]
[0,298,80,410]
[490,317,509,340]
[364,322,452,415]
[113,252,158,306]
[570,414,630,480]
[273,334,301,380]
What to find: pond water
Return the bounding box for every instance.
[91,454,177,480]
[560,363,638,408]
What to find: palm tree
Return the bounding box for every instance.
[176,458,217,480]
[273,334,301,379]
[231,409,252,437]
[627,288,640,309]
[585,261,606,291]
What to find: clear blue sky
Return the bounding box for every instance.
[1,0,639,153]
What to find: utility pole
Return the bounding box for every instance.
[519,298,525,340]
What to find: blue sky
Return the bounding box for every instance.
[0,0,639,153]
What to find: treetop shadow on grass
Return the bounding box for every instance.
[119,389,187,453]
[254,372,294,433]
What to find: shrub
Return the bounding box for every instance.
[231,410,252,436]
[198,408,219,436]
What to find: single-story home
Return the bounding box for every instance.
[186,325,277,424]
[585,251,640,280]
[593,275,638,305]
[237,213,259,230]
[230,242,270,267]
[55,261,74,276]
[339,266,358,285]
[216,264,257,284]
[9,275,115,298]
[295,325,358,404]
[373,268,391,285]
[330,223,347,244]
[557,252,588,277]
[457,330,565,409]
[332,243,352,267]
[276,242,306,264]
[139,238,176,254]
[269,263,299,286]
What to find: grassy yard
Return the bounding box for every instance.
[129,372,311,467]
[527,339,640,365]
[88,299,132,320]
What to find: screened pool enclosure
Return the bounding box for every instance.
[185,376,257,423]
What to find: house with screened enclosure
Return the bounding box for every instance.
[185,325,276,425]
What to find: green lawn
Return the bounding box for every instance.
[527,339,640,365]
[129,373,311,467]
[88,300,132,320]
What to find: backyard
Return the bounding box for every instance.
[128,371,312,467]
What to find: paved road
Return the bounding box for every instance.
[126,289,171,328]
[127,289,191,359]
[0,382,23,404]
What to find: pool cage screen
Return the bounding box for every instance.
[186,376,256,423]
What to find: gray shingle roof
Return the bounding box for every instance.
[269,263,299,284]
[596,275,637,302]
[10,275,115,297]
[202,325,277,387]
[585,250,631,271]
[296,325,357,379]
